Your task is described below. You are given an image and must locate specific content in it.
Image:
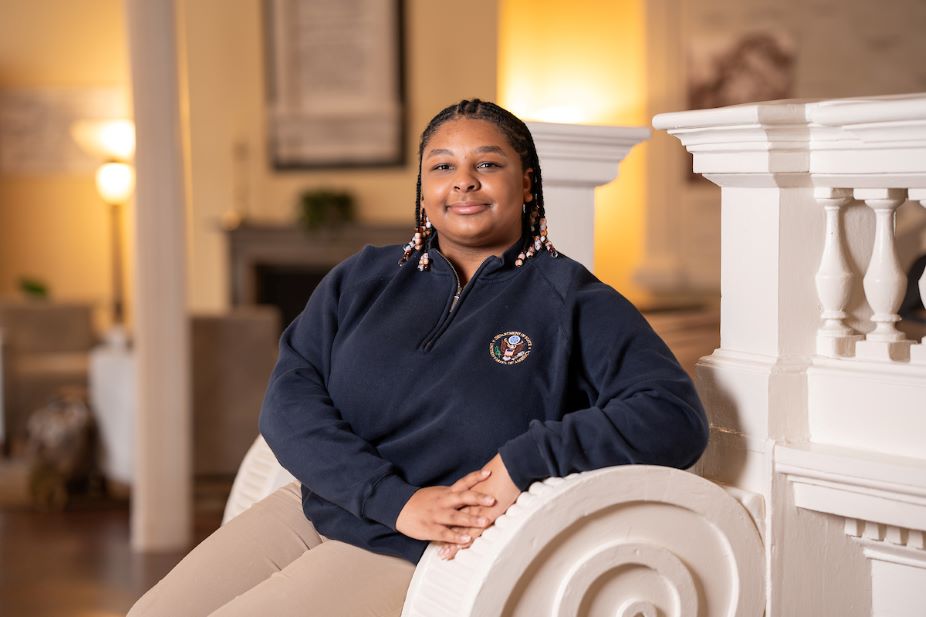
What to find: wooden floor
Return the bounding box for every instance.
[0,471,226,617]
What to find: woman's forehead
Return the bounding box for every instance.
[425,117,514,152]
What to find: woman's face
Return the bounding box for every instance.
[420,118,532,257]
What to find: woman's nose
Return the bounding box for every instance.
[453,169,479,192]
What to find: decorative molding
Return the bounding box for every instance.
[652,93,926,189]
[776,443,926,533]
[528,122,650,187]
[807,359,926,460]
[401,466,765,617]
[845,519,926,551]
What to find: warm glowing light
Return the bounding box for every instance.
[72,119,136,161]
[525,106,592,124]
[95,162,135,204]
[498,0,647,126]
[498,0,651,302]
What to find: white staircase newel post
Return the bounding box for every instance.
[814,187,860,357]
[855,188,908,351]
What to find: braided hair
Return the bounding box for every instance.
[399,99,558,270]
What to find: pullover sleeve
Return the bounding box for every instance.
[258,257,419,530]
[498,279,710,491]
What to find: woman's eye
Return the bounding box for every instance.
[477,161,500,169]
[432,163,452,171]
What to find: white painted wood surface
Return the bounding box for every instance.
[528,122,649,271]
[401,466,764,617]
[814,187,860,357]
[225,438,765,617]
[855,189,908,348]
[655,93,926,617]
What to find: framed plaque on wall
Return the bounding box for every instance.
[264,0,406,168]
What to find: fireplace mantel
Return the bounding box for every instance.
[227,222,408,325]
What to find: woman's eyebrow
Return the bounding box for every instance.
[426,147,454,158]
[425,145,508,158]
[474,145,505,155]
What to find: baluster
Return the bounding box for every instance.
[814,187,862,357]
[909,188,926,364]
[854,188,913,362]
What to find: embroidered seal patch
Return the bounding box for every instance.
[489,331,532,365]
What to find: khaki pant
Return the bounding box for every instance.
[128,482,416,617]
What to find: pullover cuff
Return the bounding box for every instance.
[363,474,420,530]
[499,431,552,491]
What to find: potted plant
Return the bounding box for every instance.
[297,188,355,232]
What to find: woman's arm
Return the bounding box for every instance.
[260,257,494,542]
[259,266,417,529]
[497,281,710,491]
[440,277,709,560]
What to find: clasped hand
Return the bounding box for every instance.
[395,453,521,561]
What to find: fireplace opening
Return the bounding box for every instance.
[254,263,330,333]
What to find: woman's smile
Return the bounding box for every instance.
[446,201,491,215]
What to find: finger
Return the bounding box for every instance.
[458,526,484,544]
[443,489,496,508]
[450,468,492,491]
[449,525,483,544]
[440,543,462,560]
[448,511,490,528]
[437,527,473,545]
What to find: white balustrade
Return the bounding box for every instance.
[814,187,862,357]
[655,93,926,617]
[854,188,912,361]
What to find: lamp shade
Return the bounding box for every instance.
[72,119,136,161]
[96,162,135,205]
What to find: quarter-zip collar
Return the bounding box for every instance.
[424,231,534,281]
[417,233,533,351]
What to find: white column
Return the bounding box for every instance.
[814,187,862,357]
[528,122,649,272]
[854,188,912,362]
[635,0,688,293]
[125,0,192,551]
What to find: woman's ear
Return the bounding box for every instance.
[523,169,534,202]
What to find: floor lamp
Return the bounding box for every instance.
[71,120,136,342]
[71,120,138,487]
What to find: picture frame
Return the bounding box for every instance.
[264,0,406,169]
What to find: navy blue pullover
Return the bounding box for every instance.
[259,239,709,564]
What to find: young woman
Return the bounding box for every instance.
[129,100,708,617]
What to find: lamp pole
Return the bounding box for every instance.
[110,200,124,326]
[95,160,135,332]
